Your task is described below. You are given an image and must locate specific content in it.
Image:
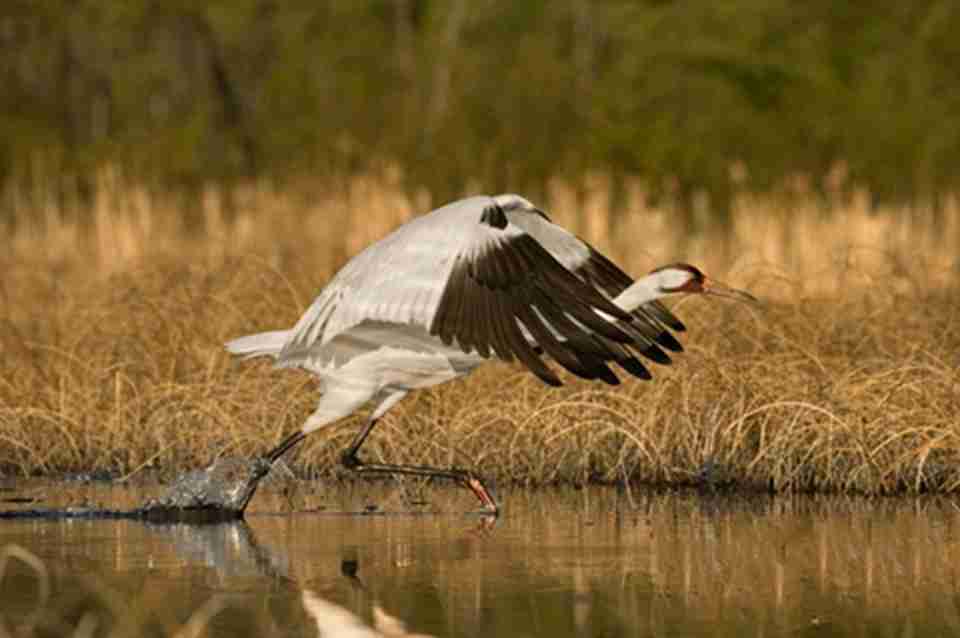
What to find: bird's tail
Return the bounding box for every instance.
[224,330,290,360]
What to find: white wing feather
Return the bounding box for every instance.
[277,196,496,366]
[503,207,590,271]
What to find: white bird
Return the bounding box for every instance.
[226,194,755,513]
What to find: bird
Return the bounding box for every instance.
[226,193,756,514]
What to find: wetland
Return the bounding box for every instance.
[5,179,960,636]
[2,483,959,637]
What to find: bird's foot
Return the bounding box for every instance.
[340,451,362,470]
[458,473,499,516]
[252,456,274,481]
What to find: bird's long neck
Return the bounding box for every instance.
[612,273,664,312]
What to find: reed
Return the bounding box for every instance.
[2,170,959,494]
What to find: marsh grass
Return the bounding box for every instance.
[2,172,960,494]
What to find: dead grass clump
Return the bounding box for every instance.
[2,173,960,494]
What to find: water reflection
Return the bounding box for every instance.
[302,588,437,638]
[150,518,297,582]
[3,487,960,636]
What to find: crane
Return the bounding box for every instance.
[226,194,756,514]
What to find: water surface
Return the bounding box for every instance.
[1,484,959,637]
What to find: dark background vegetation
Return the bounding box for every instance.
[2,1,960,219]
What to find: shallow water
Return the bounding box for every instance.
[2,483,960,637]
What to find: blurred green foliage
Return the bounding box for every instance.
[2,0,960,217]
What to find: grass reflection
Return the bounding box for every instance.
[2,489,960,636]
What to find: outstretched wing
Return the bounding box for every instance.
[279,195,683,387]
[428,202,646,386]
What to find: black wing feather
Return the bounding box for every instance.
[430,216,682,385]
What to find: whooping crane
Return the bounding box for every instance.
[227,194,756,513]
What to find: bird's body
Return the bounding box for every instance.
[228,321,481,428]
[228,194,756,512]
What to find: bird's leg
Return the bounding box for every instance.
[245,430,308,487]
[265,430,308,464]
[341,418,499,515]
[339,415,381,469]
[347,459,499,515]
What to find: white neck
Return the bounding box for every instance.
[612,272,667,312]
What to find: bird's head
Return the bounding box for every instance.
[649,263,758,303]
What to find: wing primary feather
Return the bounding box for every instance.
[638,343,672,365]
[469,282,491,358]
[516,304,599,381]
[536,285,634,343]
[485,285,515,362]
[431,217,684,385]
[610,319,673,365]
[453,262,479,353]
[572,350,620,385]
[571,244,687,338]
[623,309,684,352]
[538,266,635,332]
[508,233,633,322]
[453,258,476,347]
[617,357,653,380]
[431,257,459,346]
[497,242,528,284]
[473,283,499,359]
[647,300,686,331]
[527,294,622,359]
[653,330,684,352]
[522,297,621,384]
[504,314,562,386]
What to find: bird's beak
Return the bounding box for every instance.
[702,277,759,304]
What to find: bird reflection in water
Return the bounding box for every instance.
[147,517,487,636]
[302,588,436,638]
[296,554,436,637]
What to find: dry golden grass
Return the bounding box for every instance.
[2,170,960,494]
